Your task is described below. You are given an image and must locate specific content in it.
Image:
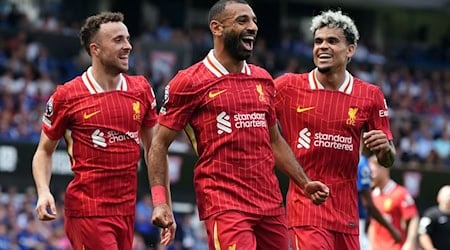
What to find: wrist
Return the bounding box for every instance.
[151,185,167,206]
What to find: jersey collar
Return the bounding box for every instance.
[308,68,354,94]
[82,66,127,94]
[374,179,397,195]
[202,49,251,77]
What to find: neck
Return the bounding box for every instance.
[378,178,391,191]
[213,48,243,73]
[91,65,121,91]
[439,204,450,213]
[315,68,346,90]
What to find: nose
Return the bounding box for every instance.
[124,40,132,51]
[318,40,330,50]
[248,20,258,34]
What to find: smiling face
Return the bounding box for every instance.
[91,21,132,74]
[313,27,355,74]
[217,2,258,61]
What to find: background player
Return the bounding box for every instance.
[357,153,401,250]
[368,154,419,250]
[418,185,450,250]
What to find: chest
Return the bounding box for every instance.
[284,90,372,131]
[68,91,147,129]
[200,78,273,113]
[374,191,405,215]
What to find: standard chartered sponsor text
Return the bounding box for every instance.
[107,130,140,144]
[233,112,267,128]
[314,132,353,151]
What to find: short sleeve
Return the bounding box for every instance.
[41,87,69,140]
[368,88,393,140]
[158,71,201,131]
[141,77,158,128]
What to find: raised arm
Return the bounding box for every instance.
[32,131,59,221]
[269,125,329,205]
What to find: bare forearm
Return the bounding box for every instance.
[273,139,310,189]
[148,143,169,187]
[367,205,395,233]
[405,216,419,245]
[32,150,53,195]
[419,234,436,250]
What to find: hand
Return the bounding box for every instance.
[160,221,177,246]
[152,203,174,228]
[363,130,389,153]
[35,192,57,221]
[304,181,329,205]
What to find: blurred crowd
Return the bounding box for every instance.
[1,3,448,168]
[0,185,208,250]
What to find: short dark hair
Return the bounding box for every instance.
[208,0,249,22]
[79,12,124,56]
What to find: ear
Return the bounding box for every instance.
[210,20,223,37]
[347,44,356,58]
[89,43,99,56]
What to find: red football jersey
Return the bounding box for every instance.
[274,69,393,234]
[159,50,284,220]
[370,180,418,250]
[42,67,157,217]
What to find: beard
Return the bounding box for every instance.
[223,31,252,61]
[317,66,331,73]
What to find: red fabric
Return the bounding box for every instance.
[65,215,135,250]
[370,182,418,250]
[274,71,393,234]
[42,73,157,216]
[158,54,284,220]
[290,226,359,250]
[204,211,289,250]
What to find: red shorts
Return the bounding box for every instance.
[65,215,135,250]
[204,210,289,250]
[290,226,359,250]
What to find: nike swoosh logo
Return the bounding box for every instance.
[209,89,227,98]
[83,111,101,120]
[296,106,315,113]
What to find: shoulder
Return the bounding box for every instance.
[170,61,210,87]
[423,206,440,217]
[52,76,84,100]
[123,74,149,84]
[395,183,409,193]
[181,61,208,77]
[274,72,308,90]
[248,64,273,79]
[123,74,152,91]
[353,77,383,94]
